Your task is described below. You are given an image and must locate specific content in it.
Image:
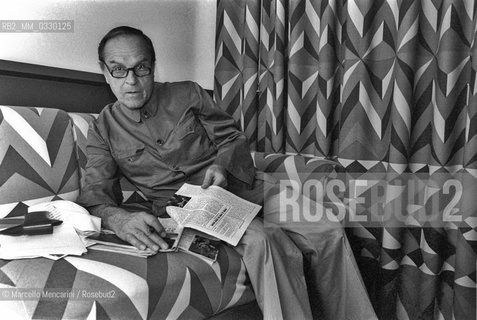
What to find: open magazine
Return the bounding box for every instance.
[165,183,262,246]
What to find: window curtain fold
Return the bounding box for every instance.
[214,0,477,319]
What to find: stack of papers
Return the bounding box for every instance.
[0,223,87,259]
[0,200,101,260]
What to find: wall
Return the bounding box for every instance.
[0,0,216,90]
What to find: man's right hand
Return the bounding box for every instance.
[90,205,170,251]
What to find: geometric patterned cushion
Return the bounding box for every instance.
[0,246,256,319]
[68,112,98,184]
[0,106,80,218]
[69,112,148,205]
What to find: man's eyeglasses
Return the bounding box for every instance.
[101,61,152,78]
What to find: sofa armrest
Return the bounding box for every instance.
[251,152,344,203]
[252,151,342,174]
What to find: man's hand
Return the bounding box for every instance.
[201,164,228,188]
[91,205,169,251]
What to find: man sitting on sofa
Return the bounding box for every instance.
[77,26,377,320]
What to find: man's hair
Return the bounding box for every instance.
[98,26,156,63]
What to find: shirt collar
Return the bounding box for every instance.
[117,85,158,123]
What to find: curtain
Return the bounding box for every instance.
[214,0,477,319]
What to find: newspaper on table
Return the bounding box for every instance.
[166,183,262,246]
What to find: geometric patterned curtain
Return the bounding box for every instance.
[214,1,477,319]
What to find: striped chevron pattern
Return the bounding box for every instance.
[69,112,97,182]
[0,106,80,217]
[215,1,477,319]
[0,245,255,319]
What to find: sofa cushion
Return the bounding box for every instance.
[0,106,80,218]
[68,112,97,182]
[0,244,256,319]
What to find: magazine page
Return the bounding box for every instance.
[166,183,262,246]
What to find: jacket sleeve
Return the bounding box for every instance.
[76,119,123,208]
[191,82,255,187]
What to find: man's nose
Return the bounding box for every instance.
[124,69,138,85]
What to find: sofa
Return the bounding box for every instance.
[0,105,342,319]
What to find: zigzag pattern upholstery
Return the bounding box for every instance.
[0,105,256,319]
[0,106,80,218]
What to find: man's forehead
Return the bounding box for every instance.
[102,35,152,63]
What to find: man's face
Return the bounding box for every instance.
[101,35,155,110]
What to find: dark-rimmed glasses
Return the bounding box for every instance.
[101,61,152,78]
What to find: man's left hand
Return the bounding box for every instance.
[201,164,227,188]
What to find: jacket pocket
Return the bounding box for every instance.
[174,116,199,140]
